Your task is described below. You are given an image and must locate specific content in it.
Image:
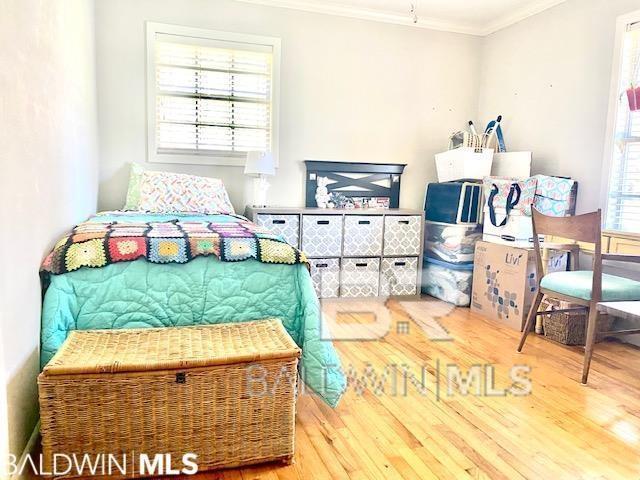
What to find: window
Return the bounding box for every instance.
[146,23,280,166]
[604,14,640,233]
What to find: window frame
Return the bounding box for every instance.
[601,9,640,235]
[145,22,281,167]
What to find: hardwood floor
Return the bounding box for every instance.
[27,298,640,479]
[197,298,640,480]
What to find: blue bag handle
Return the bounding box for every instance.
[488,182,521,227]
[495,124,506,152]
[485,115,507,152]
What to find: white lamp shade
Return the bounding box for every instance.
[245,151,275,176]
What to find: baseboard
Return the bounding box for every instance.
[12,421,39,480]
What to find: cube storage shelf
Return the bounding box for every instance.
[246,207,424,299]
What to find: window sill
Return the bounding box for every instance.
[149,151,246,167]
[603,230,640,241]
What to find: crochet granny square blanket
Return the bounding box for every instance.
[41,212,308,275]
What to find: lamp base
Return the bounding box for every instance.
[250,175,270,208]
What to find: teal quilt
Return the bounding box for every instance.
[40,212,346,407]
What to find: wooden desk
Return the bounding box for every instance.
[598,302,640,322]
[596,302,640,338]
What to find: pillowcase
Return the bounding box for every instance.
[123,164,235,215]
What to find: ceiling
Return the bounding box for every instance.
[234,0,568,36]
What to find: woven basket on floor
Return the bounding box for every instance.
[541,298,613,346]
[38,320,301,479]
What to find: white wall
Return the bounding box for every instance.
[95,0,481,212]
[0,0,99,465]
[0,335,8,480]
[478,0,640,214]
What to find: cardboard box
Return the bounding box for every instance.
[471,241,567,331]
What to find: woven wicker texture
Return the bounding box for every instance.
[38,320,300,479]
[544,313,613,346]
[43,319,300,375]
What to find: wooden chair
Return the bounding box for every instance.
[517,209,640,383]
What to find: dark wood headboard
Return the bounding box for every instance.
[304,160,407,208]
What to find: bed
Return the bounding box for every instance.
[40,209,346,407]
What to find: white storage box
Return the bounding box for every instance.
[309,258,340,298]
[383,215,422,256]
[256,214,300,248]
[340,257,380,297]
[435,147,493,183]
[482,207,541,248]
[380,257,418,296]
[421,258,473,307]
[302,215,343,257]
[343,216,383,257]
[490,152,532,179]
[424,221,482,265]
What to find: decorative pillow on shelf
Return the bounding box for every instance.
[123,164,235,215]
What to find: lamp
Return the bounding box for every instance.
[244,151,275,207]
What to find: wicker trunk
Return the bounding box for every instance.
[38,320,301,479]
[541,297,613,346]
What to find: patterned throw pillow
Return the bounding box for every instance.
[136,170,235,214]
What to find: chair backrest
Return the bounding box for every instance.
[531,208,603,302]
[531,209,601,244]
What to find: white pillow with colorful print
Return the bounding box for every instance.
[125,165,235,214]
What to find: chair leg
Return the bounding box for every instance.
[581,303,599,384]
[517,290,544,352]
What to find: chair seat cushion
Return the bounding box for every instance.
[540,270,640,302]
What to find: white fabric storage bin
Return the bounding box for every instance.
[383,215,422,256]
[490,152,532,179]
[482,207,540,248]
[423,221,482,265]
[435,147,493,183]
[380,257,418,296]
[340,258,380,297]
[421,258,473,307]
[256,214,300,248]
[343,216,383,257]
[302,215,343,257]
[309,258,340,298]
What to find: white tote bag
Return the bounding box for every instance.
[435,147,494,183]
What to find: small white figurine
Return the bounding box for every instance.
[315,176,331,208]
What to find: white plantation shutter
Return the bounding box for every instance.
[147,25,279,163]
[606,24,640,232]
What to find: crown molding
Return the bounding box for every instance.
[232,0,568,37]
[481,0,568,36]
[233,0,483,35]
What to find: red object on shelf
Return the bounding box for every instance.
[627,87,638,111]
